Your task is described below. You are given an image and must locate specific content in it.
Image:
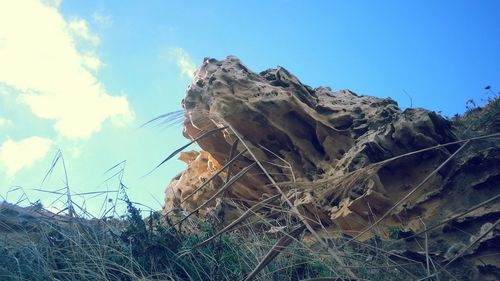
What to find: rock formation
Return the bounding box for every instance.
[164,56,499,279]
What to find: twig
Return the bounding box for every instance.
[175,162,257,226]
[242,225,307,281]
[391,193,500,243]
[419,218,431,277]
[143,126,228,177]
[227,123,358,280]
[341,140,470,247]
[163,149,247,217]
[191,194,281,250]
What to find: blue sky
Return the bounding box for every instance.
[0,0,499,215]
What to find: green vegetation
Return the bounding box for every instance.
[452,86,500,138]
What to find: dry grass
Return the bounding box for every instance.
[0,98,498,280]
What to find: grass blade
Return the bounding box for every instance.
[242,224,306,281]
[192,194,281,249]
[143,126,228,177]
[176,162,256,226]
[164,148,247,217]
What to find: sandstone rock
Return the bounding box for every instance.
[164,150,223,216]
[163,56,499,279]
[166,56,456,230]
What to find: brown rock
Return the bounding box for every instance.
[164,150,223,216]
[167,56,456,229]
[163,56,499,278]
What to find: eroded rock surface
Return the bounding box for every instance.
[164,56,499,279]
[165,150,223,216]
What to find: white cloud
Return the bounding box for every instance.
[41,0,61,8]
[68,18,100,46]
[0,0,134,139]
[0,136,53,177]
[81,53,103,72]
[170,48,197,80]
[0,117,13,128]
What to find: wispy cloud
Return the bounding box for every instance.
[0,136,53,177]
[170,48,197,80]
[0,0,134,139]
[92,11,113,28]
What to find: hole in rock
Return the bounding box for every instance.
[283,111,325,155]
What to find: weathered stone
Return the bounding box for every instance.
[163,56,499,279]
[166,56,456,229]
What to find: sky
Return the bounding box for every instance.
[0,0,499,216]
